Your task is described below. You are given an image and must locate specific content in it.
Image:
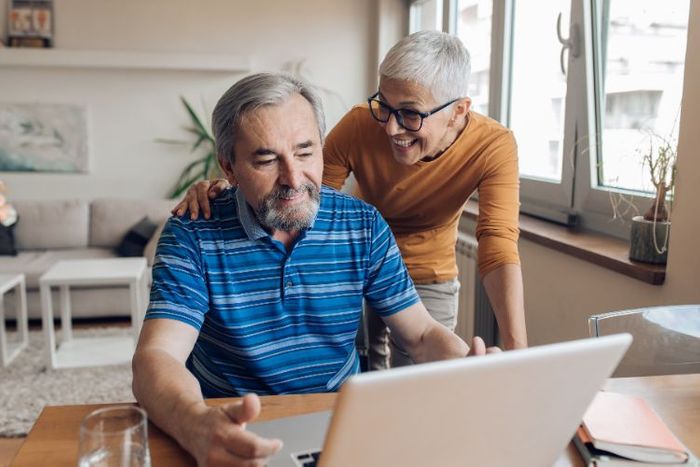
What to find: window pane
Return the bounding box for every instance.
[456,0,492,115]
[410,0,443,33]
[510,1,570,182]
[597,0,689,193]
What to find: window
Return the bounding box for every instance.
[510,1,570,183]
[455,0,493,116]
[596,1,688,195]
[409,0,443,32]
[409,0,690,238]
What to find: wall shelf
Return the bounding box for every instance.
[0,48,250,73]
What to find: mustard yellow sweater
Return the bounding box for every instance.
[323,105,520,284]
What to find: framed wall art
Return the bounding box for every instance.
[7,0,54,48]
[0,103,89,173]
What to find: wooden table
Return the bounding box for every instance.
[12,374,699,466]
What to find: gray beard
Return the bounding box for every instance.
[255,184,320,232]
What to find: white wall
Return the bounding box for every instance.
[0,0,377,200]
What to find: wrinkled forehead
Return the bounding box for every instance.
[241,95,320,135]
[235,95,322,150]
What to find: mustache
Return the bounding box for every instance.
[268,184,319,201]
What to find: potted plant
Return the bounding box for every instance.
[628,136,677,264]
[160,97,219,199]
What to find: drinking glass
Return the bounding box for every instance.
[78,406,151,467]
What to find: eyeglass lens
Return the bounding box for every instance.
[369,100,423,131]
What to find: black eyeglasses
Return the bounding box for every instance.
[367,92,459,132]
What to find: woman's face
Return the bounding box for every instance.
[375,76,470,165]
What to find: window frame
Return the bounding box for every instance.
[408,0,685,239]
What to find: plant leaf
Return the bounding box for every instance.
[161,97,218,198]
[191,134,207,152]
[180,96,213,139]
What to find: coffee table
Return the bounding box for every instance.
[0,273,28,367]
[39,258,148,369]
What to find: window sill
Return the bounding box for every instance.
[462,202,666,285]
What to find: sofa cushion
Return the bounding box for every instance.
[116,216,159,257]
[0,247,117,289]
[0,224,17,255]
[13,199,89,250]
[89,198,173,248]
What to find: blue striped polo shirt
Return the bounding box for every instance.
[146,185,419,397]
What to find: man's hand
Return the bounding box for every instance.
[466,336,502,356]
[171,179,231,220]
[186,394,283,467]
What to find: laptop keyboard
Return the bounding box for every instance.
[293,449,322,466]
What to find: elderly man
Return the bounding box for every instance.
[132,72,490,466]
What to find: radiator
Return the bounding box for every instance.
[455,233,498,346]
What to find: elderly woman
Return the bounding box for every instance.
[175,30,527,368]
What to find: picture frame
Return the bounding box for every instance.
[0,103,89,173]
[7,0,54,48]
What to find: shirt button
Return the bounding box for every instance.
[286,281,293,288]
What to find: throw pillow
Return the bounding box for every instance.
[143,219,167,267]
[116,216,159,257]
[0,222,17,256]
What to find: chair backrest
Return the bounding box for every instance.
[588,305,700,377]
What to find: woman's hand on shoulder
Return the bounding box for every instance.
[171,179,231,220]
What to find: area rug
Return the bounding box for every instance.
[0,327,135,437]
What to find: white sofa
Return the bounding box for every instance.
[0,198,174,319]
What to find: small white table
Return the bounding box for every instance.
[0,273,28,367]
[39,258,148,369]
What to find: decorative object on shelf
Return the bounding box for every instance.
[161,97,219,199]
[7,0,54,48]
[629,135,677,265]
[0,102,88,173]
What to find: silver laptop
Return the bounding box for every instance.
[249,333,632,467]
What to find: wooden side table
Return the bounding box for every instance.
[0,273,28,367]
[39,258,148,369]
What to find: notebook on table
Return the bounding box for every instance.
[249,333,633,467]
[573,390,697,466]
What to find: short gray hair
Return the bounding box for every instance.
[212,72,326,164]
[379,31,471,103]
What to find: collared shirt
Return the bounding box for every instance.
[146,186,419,397]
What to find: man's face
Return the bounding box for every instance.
[222,93,323,233]
[376,76,469,165]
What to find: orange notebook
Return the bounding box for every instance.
[580,391,689,464]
